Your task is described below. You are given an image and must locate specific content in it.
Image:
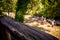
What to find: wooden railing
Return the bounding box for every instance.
[0,17,58,40]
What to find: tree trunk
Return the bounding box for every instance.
[0,10,2,15]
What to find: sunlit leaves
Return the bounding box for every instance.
[40,0,60,19]
[26,0,45,16]
[0,0,15,12]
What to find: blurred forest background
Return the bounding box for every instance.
[0,0,60,40]
[0,0,60,22]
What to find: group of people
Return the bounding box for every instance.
[32,16,55,27]
[41,16,55,27]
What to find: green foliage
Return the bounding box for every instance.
[16,0,30,12]
[0,0,15,16]
[26,0,44,15]
[41,0,60,19]
[15,0,30,22]
[0,10,2,15]
[15,10,24,23]
[0,0,14,12]
[3,0,15,12]
[27,0,60,19]
[15,0,60,19]
[0,0,60,19]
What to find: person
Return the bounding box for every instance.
[51,20,55,27]
[40,16,44,25]
[41,16,44,21]
[43,18,47,24]
[44,18,46,22]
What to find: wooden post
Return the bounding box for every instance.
[5,29,11,40]
[0,24,11,40]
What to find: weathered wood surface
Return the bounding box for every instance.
[0,17,59,40]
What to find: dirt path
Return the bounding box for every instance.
[24,15,60,40]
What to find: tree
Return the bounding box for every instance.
[41,0,60,19]
[14,0,60,21]
[0,0,15,16]
[15,0,30,22]
[0,0,3,15]
[26,0,44,16]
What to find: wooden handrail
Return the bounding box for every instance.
[0,17,59,40]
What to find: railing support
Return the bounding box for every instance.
[0,24,11,40]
